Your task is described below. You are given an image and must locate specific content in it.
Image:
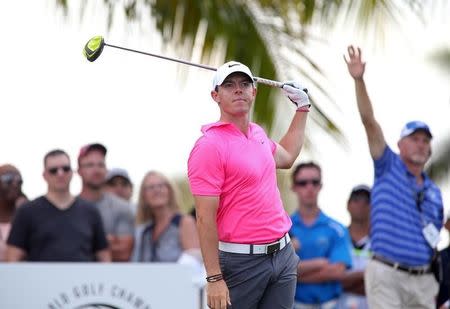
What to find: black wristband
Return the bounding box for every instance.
[206,273,223,283]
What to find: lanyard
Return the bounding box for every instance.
[415,189,429,227]
[409,171,428,226]
[415,190,425,213]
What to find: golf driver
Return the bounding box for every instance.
[83,36,307,91]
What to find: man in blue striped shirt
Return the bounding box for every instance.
[344,46,444,308]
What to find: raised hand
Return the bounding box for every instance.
[344,45,365,80]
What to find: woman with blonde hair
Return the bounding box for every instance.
[132,170,199,262]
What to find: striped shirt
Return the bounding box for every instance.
[371,146,443,266]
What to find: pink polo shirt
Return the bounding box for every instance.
[188,121,291,244]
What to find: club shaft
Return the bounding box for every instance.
[105,43,285,88]
[105,43,217,71]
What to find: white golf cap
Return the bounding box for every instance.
[212,61,254,91]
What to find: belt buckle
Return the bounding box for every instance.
[266,242,280,254]
[416,267,426,275]
[408,267,426,275]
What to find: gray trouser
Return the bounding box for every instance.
[219,243,299,309]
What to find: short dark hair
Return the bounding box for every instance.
[292,161,322,183]
[348,189,370,203]
[43,149,70,167]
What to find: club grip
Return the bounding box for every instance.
[254,77,308,93]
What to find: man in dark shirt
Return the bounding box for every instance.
[7,149,110,262]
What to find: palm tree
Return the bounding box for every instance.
[55,0,446,209]
[427,136,450,184]
[426,47,450,183]
[57,0,429,137]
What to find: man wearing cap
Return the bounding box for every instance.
[188,61,310,309]
[105,168,133,202]
[339,185,371,309]
[345,46,444,308]
[78,143,135,262]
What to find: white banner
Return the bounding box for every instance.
[0,263,198,309]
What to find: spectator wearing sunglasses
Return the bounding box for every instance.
[6,149,110,262]
[290,162,352,309]
[0,164,26,261]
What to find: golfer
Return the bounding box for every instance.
[188,61,310,309]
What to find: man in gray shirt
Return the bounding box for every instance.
[78,143,134,262]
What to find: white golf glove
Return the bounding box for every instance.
[282,81,311,111]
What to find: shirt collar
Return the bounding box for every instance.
[401,159,431,189]
[293,210,326,226]
[201,121,231,133]
[201,121,255,136]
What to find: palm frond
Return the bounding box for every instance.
[147,1,278,132]
[427,137,450,184]
[58,0,432,137]
[428,48,450,74]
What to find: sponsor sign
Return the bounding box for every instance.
[0,263,197,309]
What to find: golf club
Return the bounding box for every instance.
[83,36,307,91]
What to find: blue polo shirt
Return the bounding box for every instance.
[371,146,444,266]
[290,211,352,304]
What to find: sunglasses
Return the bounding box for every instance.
[0,173,23,186]
[294,179,321,187]
[47,165,71,175]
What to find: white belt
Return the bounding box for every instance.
[219,234,290,255]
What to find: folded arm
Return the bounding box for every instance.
[299,261,346,283]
